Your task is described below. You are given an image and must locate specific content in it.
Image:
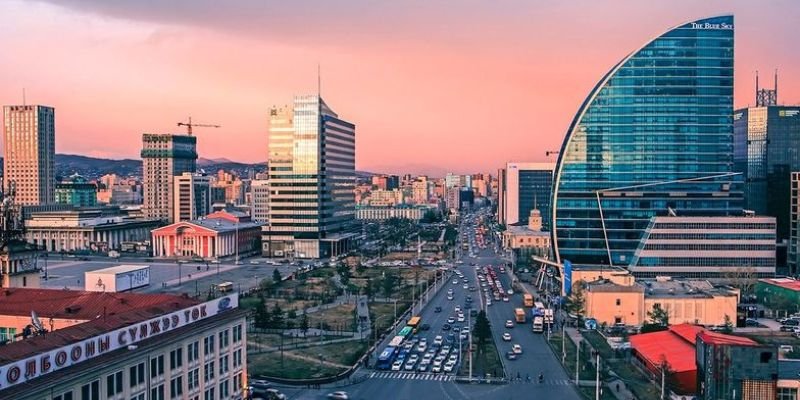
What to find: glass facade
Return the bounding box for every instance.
[552,15,741,266]
[518,170,552,231]
[264,96,357,259]
[734,105,800,241]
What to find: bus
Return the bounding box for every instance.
[534,302,545,314]
[377,346,398,370]
[215,282,234,293]
[389,335,405,348]
[523,293,534,307]
[407,316,422,332]
[398,326,413,338]
[514,308,526,323]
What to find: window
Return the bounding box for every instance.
[219,380,229,398]
[81,380,99,400]
[130,393,145,400]
[219,355,229,375]
[204,361,216,382]
[188,368,200,391]
[151,355,165,378]
[170,347,183,370]
[233,324,242,343]
[106,370,123,397]
[778,387,798,400]
[0,327,17,342]
[188,341,200,362]
[233,372,242,393]
[170,376,184,399]
[615,298,621,306]
[204,335,216,356]
[204,387,215,400]
[54,391,74,400]
[130,362,145,387]
[219,330,230,349]
[233,349,242,368]
[150,384,165,400]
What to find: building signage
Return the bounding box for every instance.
[689,22,733,30]
[0,294,238,390]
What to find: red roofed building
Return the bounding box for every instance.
[151,210,263,259]
[629,324,704,394]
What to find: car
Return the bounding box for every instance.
[417,343,427,352]
[447,295,454,300]
[420,324,431,331]
[442,324,451,331]
[391,360,403,371]
[448,354,458,364]
[263,389,287,400]
[441,345,451,354]
[505,320,514,328]
[502,332,511,341]
[781,325,796,332]
[405,360,417,370]
[454,306,461,312]
[434,335,444,346]
[452,280,459,285]
[461,327,470,334]
[512,344,522,354]
[446,333,455,342]
[457,315,465,322]
[327,391,349,400]
[408,354,419,363]
[417,363,429,372]
[434,306,442,313]
[447,317,455,324]
[506,351,518,360]
[463,284,469,289]
[470,286,477,291]
[502,296,509,302]
[745,318,760,327]
[443,361,456,372]
[708,325,727,332]
[432,364,443,373]
[250,379,271,391]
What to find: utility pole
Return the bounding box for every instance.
[595,351,601,400]
[661,366,665,400]
[468,312,473,380]
[575,339,580,384]
[561,323,566,363]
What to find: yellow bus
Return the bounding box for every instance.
[407,316,422,329]
[215,282,234,293]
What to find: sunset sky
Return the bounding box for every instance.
[1,1,799,176]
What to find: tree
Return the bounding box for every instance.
[253,295,271,329]
[382,273,398,298]
[271,303,284,329]
[647,304,669,326]
[287,309,297,319]
[337,264,351,286]
[657,356,679,394]
[723,314,734,334]
[474,310,492,345]
[299,310,310,336]
[272,268,282,284]
[364,278,374,300]
[421,210,442,224]
[723,266,757,296]
[565,281,587,319]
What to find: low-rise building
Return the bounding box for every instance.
[0,288,247,400]
[151,210,263,259]
[629,324,706,395]
[24,207,159,253]
[696,330,775,399]
[355,205,435,221]
[755,277,800,311]
[55,174,97,207]
[629,215,777,278]
[502,209,551,268]
[583,276,738,326]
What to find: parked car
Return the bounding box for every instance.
[327,392,349,400]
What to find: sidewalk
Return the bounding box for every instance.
[565,327,637,400]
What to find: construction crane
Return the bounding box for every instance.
[177,117,220,136]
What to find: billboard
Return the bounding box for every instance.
[563,260,573,295]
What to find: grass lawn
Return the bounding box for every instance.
[459,340,505,378]
[293,340,370,367]
[547,333,598,381]
[306,304,357,332]
[248,332,340,348]
[581,330,616,360]
[248,351,346,379]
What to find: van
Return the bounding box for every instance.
[216,282,234,292]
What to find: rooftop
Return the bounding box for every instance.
[639,278,732,299]
[0,287,197,321]
[87,264,149,275]
[697,330,758,346]
[630,324,704,373]
[505,225,549,236]
[759,277,800,292]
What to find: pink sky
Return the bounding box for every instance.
[1,1,799,176]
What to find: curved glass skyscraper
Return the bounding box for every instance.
[552,15,741,267]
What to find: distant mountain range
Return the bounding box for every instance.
[0,155,375,181]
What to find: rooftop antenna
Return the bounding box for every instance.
[31,310,45,334]
[775,68,779,103]
[317,63,321,98]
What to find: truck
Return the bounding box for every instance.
[523,293,534,307]
[514,308,526,323]
[85,265,150,292]
[544,309,554,325]
[532,316,544,333]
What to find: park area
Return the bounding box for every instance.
[243,261,443,379]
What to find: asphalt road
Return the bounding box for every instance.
[282,219,580,400]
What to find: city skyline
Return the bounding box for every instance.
[1,1,799,176]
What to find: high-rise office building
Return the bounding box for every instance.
[173,172,211,223]
[55,174,97,207]
[733,80,800,242]
[141,134,197,223]
[250,179,270,223]
[263,95,357,259]
[789,172,800,274]
[2,105,55,206]
[552,15,740,267]
[498,163,554,229]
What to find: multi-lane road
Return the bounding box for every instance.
[284,221,580,400]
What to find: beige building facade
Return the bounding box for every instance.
[2,105,55,206]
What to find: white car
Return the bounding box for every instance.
[507,289,514,295]
[327,392,349,400]
[505,320,514,328]
[463,284,469,289]
[454,306,461,313]
[417,343,427,352]
[452,280,459,285]
[432,364,443,373]
[502,296,509,302]
[434,336,444,346]
[457,314,465,322]
[391,360,403,371]
[502,332,512,341]
[512,344,522,354]
[443,361,456,373]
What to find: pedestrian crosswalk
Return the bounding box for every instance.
[369,371,455,381]
[509,378,572,386]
